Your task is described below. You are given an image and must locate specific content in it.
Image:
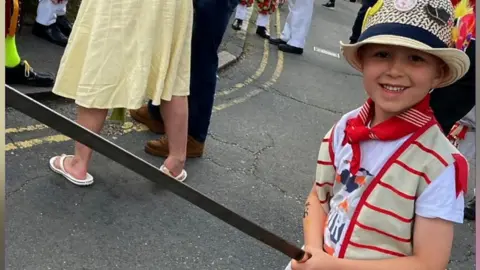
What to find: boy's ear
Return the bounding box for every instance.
[432,63,448,88]
[357,45,372,71]
[356,48,366,70]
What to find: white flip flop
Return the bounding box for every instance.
[49,155,94,186]
[160,165,187,182]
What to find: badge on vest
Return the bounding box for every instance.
[394,0,418,12]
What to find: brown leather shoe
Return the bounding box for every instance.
[129,105,165,134]
[145,135,204,158]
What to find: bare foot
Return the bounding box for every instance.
[163,156,185,177]
[53,155,89,181]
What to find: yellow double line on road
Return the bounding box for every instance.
[213,10,284,112]
[6,11,285,152]
[5,122,149,151]
[216,25,270,97]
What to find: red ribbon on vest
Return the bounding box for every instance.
[343,96,434,175]
[453,154,469,197]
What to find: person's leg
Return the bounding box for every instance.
[235,3,249,20]
[134,0,238,158]
[33,0,68,47]
[187,0,238,143]
[271,0,295,45]
[255,0,275,39]
[287,0,314,48]
[256,14,269,27]
[5,0,20,68]
[349,0,377,44]
[5,0,55,87]
[232,2,249,30]
[281,0,296,40]
[278,0,314,54]
[160,96,189,176]
[5,36,21,68]
[255,13,270,39]
[52,106,108,181]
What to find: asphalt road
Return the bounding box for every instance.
[6,2,475,269]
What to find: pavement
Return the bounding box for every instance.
[6,2,475,270]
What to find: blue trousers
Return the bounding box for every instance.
[148,0,239,143]
[349,0,377,43]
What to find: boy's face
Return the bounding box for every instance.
[359,44,446,118]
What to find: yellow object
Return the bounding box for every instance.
[5,36,21,68]
[8,0,20,37]
[52,0,193,110]
[109,108,127,123]
[454,0,473,19]
[362,0,383,32]
[451,0,475,48]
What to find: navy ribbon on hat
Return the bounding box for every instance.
[358,23,449,48]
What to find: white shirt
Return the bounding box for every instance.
[322,108,465,257]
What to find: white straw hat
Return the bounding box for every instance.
[340,0,470,88]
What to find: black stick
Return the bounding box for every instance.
[6,85,307,261]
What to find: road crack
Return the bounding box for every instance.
[208,132,255,154]
[6,134,15,144]
[248,132,275,176]
[6,174,49,198]
[5,134,21,152]
[208,132,305,204]
[202,156,245,173]
[266,86,343,115]
[248,133,304,203]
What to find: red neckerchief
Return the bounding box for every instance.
[343,95,434,175]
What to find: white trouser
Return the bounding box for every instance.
[458,129,476,194]
[280,0,315,48]
[36,0,68,26]
[235,4,270,27]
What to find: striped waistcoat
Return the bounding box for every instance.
[315,120,469,259]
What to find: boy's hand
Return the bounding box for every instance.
[290,246,338,270]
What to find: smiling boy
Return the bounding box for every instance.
[286,0,471,268]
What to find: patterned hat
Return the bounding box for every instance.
[340,0,471,88]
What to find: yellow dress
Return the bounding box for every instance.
[52,0,193,109]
